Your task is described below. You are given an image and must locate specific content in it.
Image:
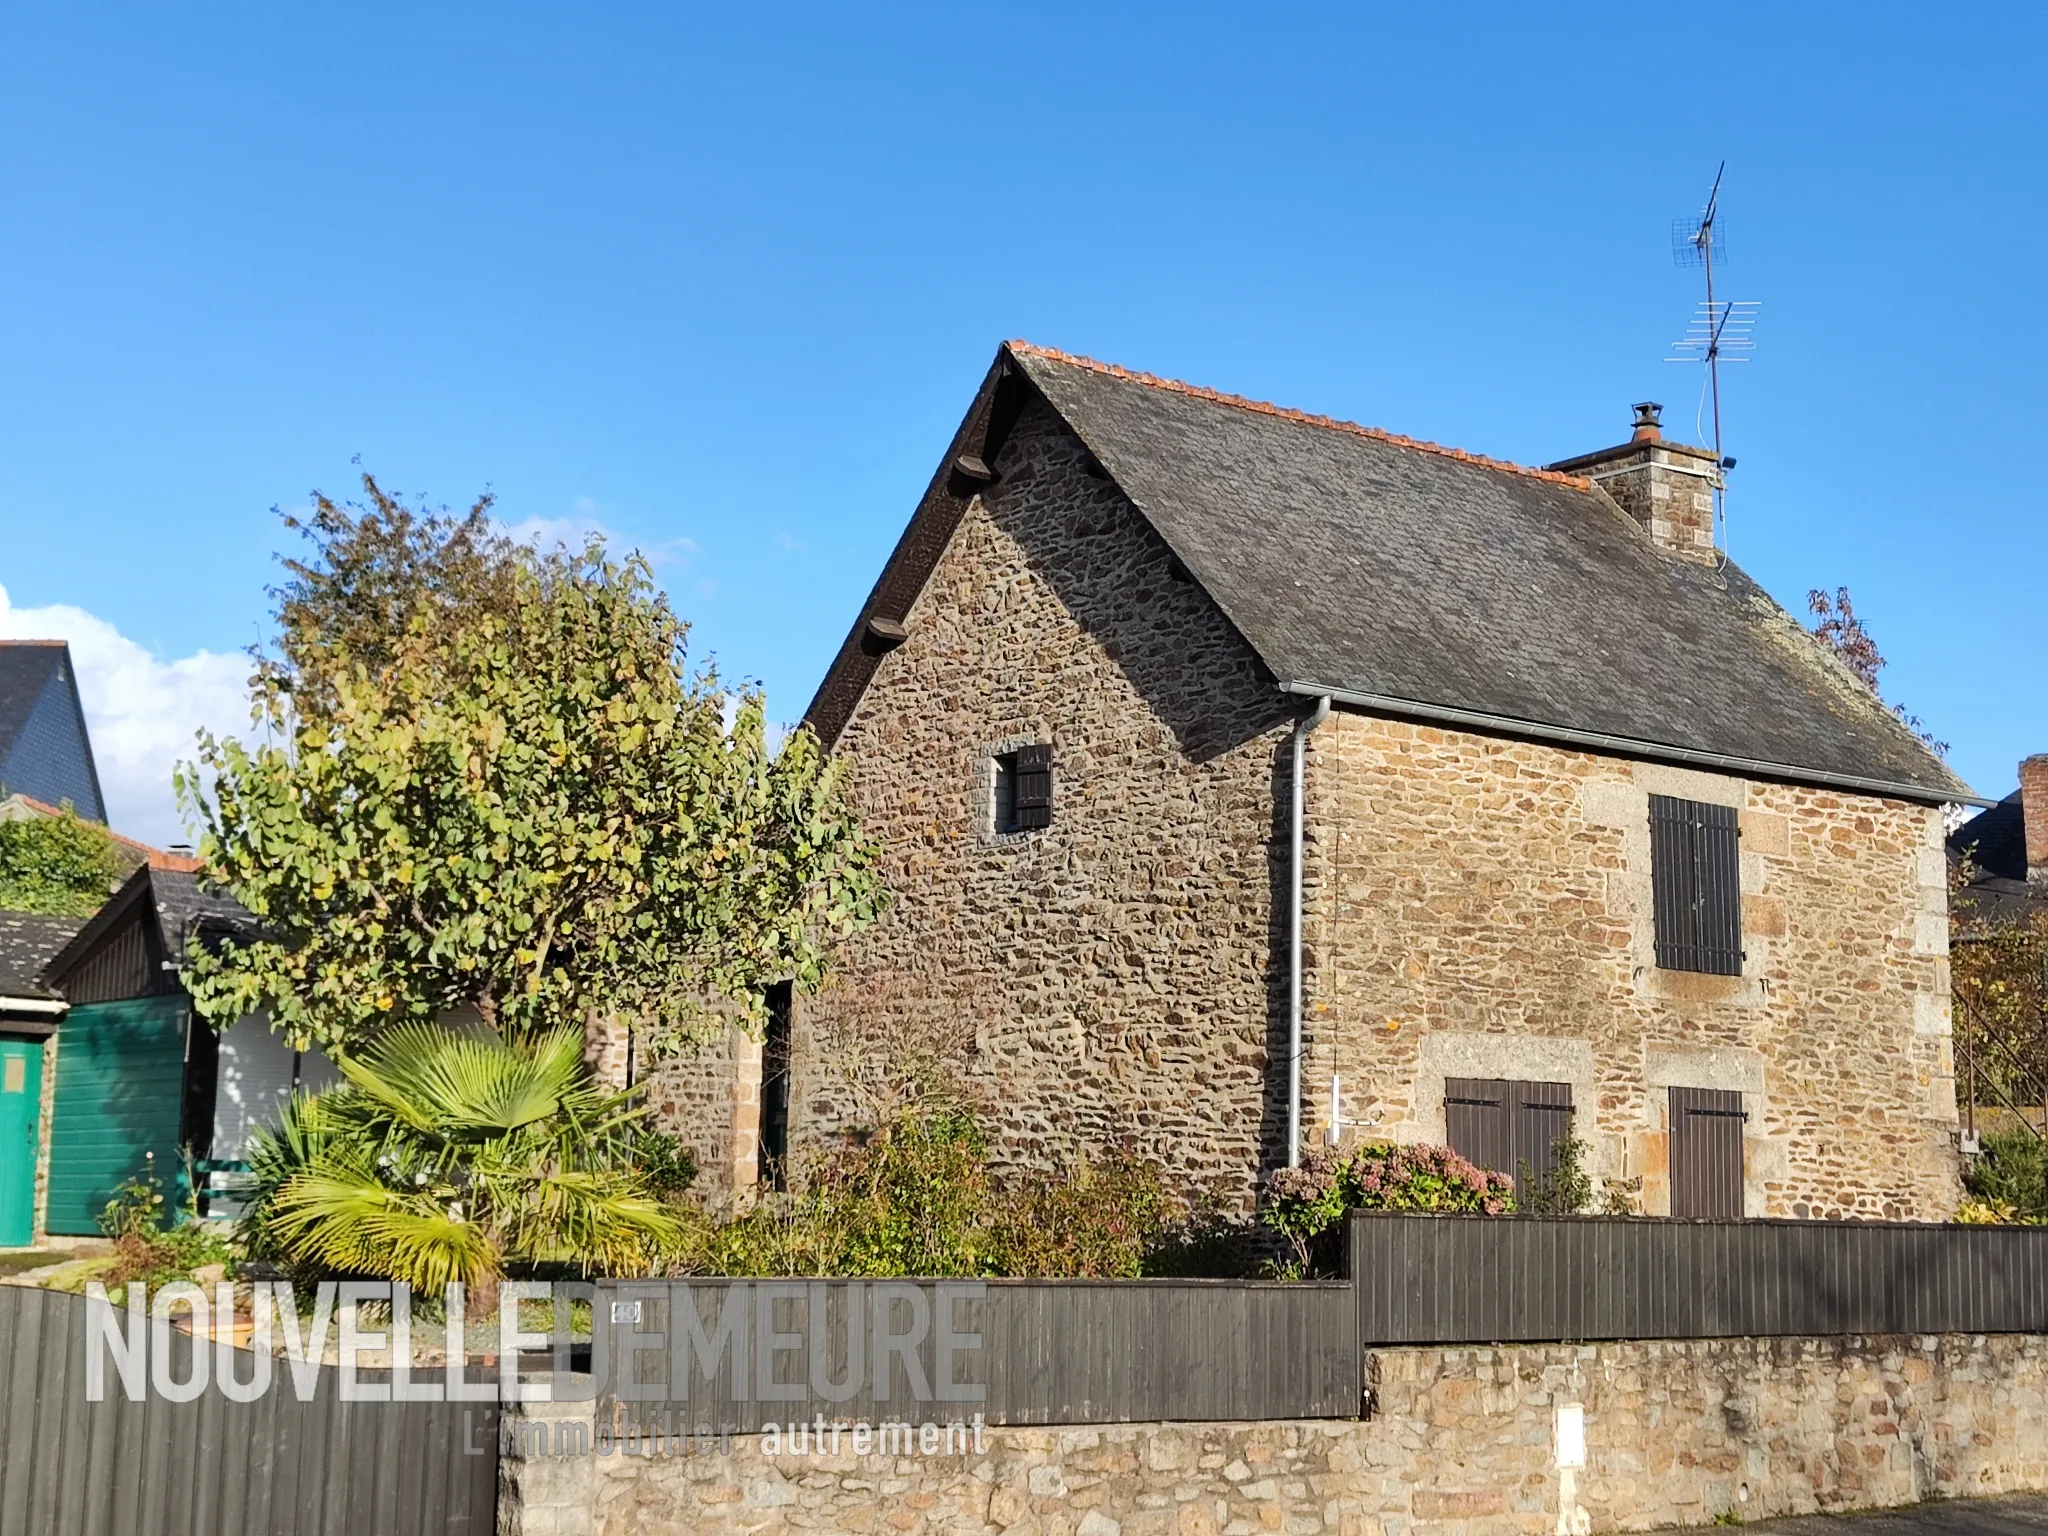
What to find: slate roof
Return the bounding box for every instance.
[38,864,257,990]
[0,910,85,1000]
[1948,792,2045,930]
[807,343,1973,806]
[0,641,106,821]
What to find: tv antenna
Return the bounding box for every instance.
[1667,162,1760,554]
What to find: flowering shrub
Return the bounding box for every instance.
[1263,1142,1513,1275]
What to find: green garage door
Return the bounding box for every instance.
[45,997,189,1236]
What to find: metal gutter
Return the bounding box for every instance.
[1281,681,1993,809]
[0,996,65,1016]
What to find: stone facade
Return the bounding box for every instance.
[794,394,1959,1219]
[586,1013,764,1209]
[1305,716,1959,1220]
[500,1332,2048,1535]
[794,397,1296,1201]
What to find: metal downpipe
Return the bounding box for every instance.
[1288,694,1331,1168]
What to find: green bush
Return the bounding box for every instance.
[1263,1142,1514,1276]
[0,804,124,916]
[92,1167,231,1302]
[1965,1128,2048,1221]
[669,1109,1194,1279]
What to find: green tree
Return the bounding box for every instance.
[243,1019,680,1290]
[178,478,884,1054]
[0,805,124,916]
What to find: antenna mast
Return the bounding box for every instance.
[1669,162,1760,553]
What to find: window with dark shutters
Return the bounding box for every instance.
[1649,794,1744,975]
[1444,1077,1574,1197]
[1668,1087,1745,1218]
[991,746,1053,834]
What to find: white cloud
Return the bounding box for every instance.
[0,585,253,849]
[498,502,697,570]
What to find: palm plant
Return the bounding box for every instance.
[242,1021,680,1290]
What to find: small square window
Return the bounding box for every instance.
[990,744,1053,834]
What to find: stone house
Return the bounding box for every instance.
[710,342,1978,1221]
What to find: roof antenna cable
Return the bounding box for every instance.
[1668,162,1760,565]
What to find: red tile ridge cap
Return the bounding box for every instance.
[1006,341,1593,490]
[0,638,70,647]
[7,794,204,873]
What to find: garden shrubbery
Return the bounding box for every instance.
[669,1108,1217,1279]
[1961,1127,2048,1223]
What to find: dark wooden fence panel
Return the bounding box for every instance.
[596,1278,1360,1433]
[1351,1213,2048,1344]
[0,1286,499,1536]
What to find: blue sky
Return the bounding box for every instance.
[1,4,2041,842]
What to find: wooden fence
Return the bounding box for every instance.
[0,1286,499,1536]
[1350,1211,2048,1344]
[592,1277,1362,1433]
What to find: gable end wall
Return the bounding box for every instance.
[793,396,1295,1206]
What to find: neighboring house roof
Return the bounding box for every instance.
[39,863,257,992]
[0,793,202,873]
[807,342,1973,807]
[0,910,85,1002]
[0,641,106,823]
[1948,792,2045,930]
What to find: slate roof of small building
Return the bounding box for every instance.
[1948,792,2045,930]
[38,864,258,990]
[807,342,1973,806]
[0,910,86,1000]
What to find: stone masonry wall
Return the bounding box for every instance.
[500,1332,2048,1536]
[1304,714,1960,1220]
[795,396,1296,1204]
[583,1013,763,1210]
[802,394,1956,1219]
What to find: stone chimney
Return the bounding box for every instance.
[2022,754,2048,884]
[1548,402,1725,564]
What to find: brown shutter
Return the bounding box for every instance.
[1015,744,1054,830]
[1669,1087,1746,1218]
[1650,795,1744,975]
[1511,1079,1574,1192]
[1447,1078,1574,1200]
[1444,1078,1510,1175]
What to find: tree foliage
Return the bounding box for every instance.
[1806,586,1947,755]
[0,805,124,916]
[178,476,884,1054]
[242,1019,683,1289]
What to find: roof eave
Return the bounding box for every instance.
[1280,680,1989,808]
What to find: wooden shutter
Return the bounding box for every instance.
[1444,1078,1510,1175]
[1669,1087,1746,1219]
[1015,744,1054,830]
[1649,795,1744,975]
[1510,1079,1574,1191]
[1446,1078,1573,1196]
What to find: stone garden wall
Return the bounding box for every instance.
[501,1331,2048,1536]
